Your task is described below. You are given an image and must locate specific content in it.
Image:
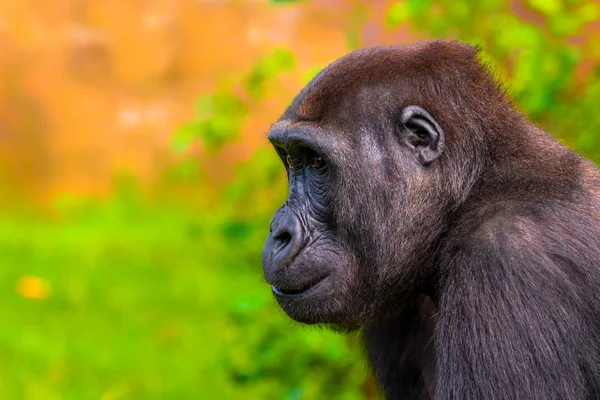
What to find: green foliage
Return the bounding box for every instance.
[527,0,563,15]
[0,199,371,399]
[244,48,295,99]
[173,48,295,154]
[386,0,600,162]
[173,90,246,154]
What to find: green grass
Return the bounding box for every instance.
[0,201,372,399]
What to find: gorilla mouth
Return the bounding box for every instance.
[272,275,329,298]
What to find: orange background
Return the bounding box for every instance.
[0,0,418,202]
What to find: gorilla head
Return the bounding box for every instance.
[262,41,499,328]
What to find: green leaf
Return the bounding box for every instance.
[576,3,600,24]
[171,121,200,153]
[527,0,563,15]
[244,48,295,98]
[405,0,433,16]
[271,48,295,70]
[549,13,583,36]
[385,3,410,27]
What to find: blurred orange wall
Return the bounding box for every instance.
[0,0,415,202]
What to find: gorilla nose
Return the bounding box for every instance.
[264,211,304,271]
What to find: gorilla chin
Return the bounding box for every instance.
[270,270,359,329]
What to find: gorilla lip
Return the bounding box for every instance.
[271,274,328,298]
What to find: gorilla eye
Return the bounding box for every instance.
[286,154,293,168]
[312,156,325,169]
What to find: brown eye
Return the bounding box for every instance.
[312,156,325,169]
[286,155,293,168]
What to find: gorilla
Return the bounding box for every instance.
[262,40,600,399]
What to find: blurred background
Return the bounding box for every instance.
[0,0,599,398]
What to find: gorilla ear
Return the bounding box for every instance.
[399,106,445,165]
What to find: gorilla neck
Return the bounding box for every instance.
[363,295,437,400]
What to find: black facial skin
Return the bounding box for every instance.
[262,40,600,399]
[262,126,361,327]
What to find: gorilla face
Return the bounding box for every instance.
[262,123,363,328]
[262,101,446,329]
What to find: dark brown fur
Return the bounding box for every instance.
[262,41,600,399]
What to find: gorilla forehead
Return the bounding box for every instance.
[281,41,481,125]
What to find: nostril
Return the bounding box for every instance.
[274,231,292,248]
